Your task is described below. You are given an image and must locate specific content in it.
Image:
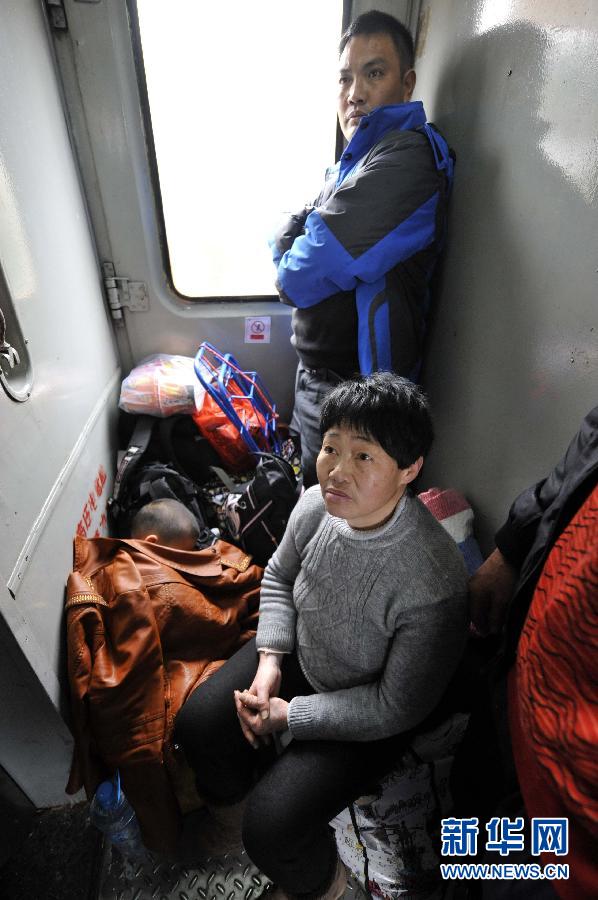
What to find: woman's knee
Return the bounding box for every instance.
[173,680,227,753]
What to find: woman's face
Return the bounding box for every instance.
[316,424,421,529]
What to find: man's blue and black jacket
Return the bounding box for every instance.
[270,102,454,378]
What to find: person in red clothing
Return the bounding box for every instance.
[468,407,598,898]
[509,482,598,898]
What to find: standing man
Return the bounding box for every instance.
[270,10,454,485]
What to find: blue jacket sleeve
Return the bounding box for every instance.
[275,137,441,309]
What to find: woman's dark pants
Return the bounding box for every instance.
[174,638,409,897]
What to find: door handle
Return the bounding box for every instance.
[0,303,32,402]
[0,307,20,369]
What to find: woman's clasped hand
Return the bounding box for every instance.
[234,689,289,747]
[233,651,288,748]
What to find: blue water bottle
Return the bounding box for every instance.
[89,771,145,865]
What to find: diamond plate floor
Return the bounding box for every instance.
[97,845,369,900]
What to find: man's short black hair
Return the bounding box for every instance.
[130,498,199,546]
[319,372,433,468]
[339,9,415,75]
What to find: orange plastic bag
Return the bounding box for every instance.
[191,343,281,473]
[192,392,269,472]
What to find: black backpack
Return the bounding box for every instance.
[108,414,220,547]
[211,454,301,567]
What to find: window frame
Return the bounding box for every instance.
[126,0,350,303]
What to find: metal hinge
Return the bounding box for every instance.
[45,0,68,31]
[45,0,100,31]
[102,262,150,321]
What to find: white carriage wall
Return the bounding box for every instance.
[413,0,598,550]
[0,0,120,804]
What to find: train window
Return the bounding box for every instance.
[134,1,343,299]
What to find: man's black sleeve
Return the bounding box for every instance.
[270,207,312,263]
[495,406,598,569]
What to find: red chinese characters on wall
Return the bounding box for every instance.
[76,464,109,539]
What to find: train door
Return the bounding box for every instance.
[0,0,121,807]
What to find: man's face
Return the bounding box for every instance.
[337,32,415,141]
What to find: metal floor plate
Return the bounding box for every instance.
[97,846,369,900]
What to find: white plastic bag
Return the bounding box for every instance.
[118,354,205,417]
[331,713,469,899]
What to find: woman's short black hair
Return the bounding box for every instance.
[319,372,433,468]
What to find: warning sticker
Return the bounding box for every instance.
[244,316,271,344]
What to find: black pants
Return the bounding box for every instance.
[174,638,409,896]
[289,364,344,488]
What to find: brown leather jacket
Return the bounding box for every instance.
[65,535,262,851]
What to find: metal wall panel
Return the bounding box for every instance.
[0,0,120,581]
[0,605,80,808]
[0,0,120,804]
[414,0,598,550]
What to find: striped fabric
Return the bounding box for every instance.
[510,482,598,899]
[418,487,484,575]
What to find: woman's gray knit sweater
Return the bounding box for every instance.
[256,486,468,742]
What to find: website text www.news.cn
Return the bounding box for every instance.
[440,816,569,883]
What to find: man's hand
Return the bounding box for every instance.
[273,207,312,258]
[468,548,518,636]
[234,690,289,746]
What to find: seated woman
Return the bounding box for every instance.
[174,372,469,900]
